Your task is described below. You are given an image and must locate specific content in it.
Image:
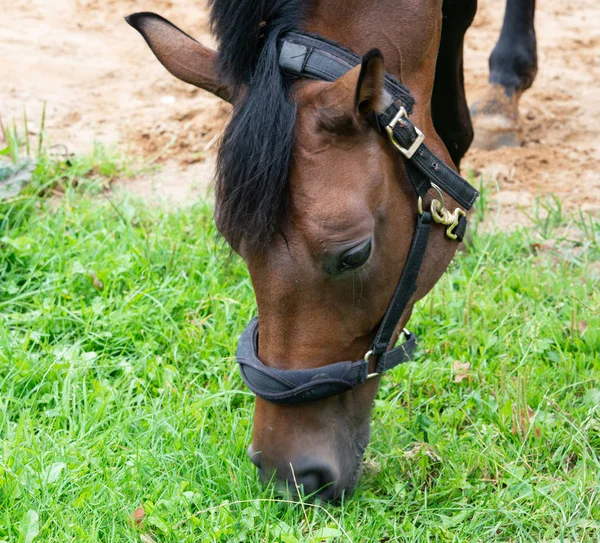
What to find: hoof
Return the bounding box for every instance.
[470,84,522,150]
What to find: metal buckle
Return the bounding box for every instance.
[385,107,424,159]
[446,208,466,240]
[416,183,465,239]
[364,350,379,380]
[432,201,467,240]
[364,328,411,380]
[431,199,454,225]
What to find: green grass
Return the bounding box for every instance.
[0,157,599,543]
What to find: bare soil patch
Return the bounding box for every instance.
[464,0,600,222]
[2,0,228,200]
[2,0,599,216]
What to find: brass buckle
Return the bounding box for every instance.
[431,199,454,225]
[418,183,466,239]
[385,107,424,159]
[432,201,467,240]
[446,208,466,240]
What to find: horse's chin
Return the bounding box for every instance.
[324,423,371,501]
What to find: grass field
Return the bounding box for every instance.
[1,152,599,542]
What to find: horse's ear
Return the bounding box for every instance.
[355,49,385,114]
[315,49,385,132]
[126,12,232,103]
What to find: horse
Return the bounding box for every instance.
[127,0,537,501]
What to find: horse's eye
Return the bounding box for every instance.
[341,239,372,271]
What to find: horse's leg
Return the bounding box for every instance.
[470,0,537,149]
[431,0,478,169]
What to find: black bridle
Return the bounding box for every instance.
[235,31,479,405]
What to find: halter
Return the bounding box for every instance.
[235,31,479,405]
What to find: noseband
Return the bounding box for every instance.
[235,31,479,405]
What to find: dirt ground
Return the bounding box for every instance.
[2,0,599,217]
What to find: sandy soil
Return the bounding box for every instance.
[1,0,599,216]
[464,0,600,222]
[2,0,228,201]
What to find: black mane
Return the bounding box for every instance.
[209,0,304,251]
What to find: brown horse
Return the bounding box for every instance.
[127,0,536,500]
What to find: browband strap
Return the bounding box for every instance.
[278,31,479,210]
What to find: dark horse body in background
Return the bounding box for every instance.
[436,0,537,157]
[128,0,537,500]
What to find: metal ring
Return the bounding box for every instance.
[430,183,445,209]
[364,350,380,380]
[419,184,445,216]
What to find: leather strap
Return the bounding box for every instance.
[378,104,479,209]
[236,318,416,404]
[279,31,414,114]
[372,211,433,357]
[278,32,479,211]
[375,330,417,374]
[454,214,468,243]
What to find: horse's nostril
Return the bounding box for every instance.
[249,453,340,500]
[294,462,338,499]
[248,445,262,469]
